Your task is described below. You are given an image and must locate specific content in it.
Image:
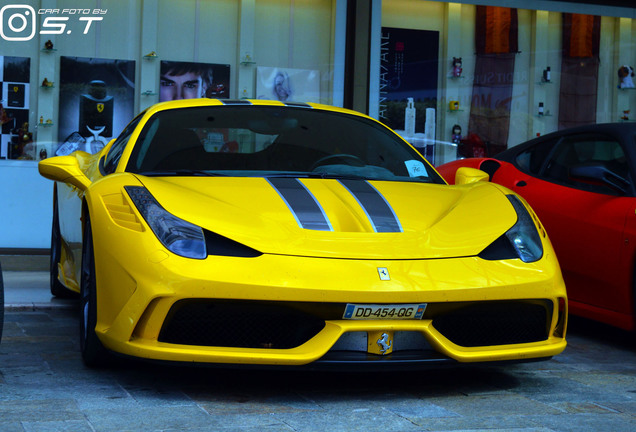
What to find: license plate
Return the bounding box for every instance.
[343,304,426,320]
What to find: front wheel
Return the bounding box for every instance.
[79,214,109,367]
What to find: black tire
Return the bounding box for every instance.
[50,192,76,298]
[79,214,109,367]
[0,261,4,343]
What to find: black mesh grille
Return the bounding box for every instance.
[159,301,326,349]
[432,302,550,347]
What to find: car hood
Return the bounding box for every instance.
[135,176,517,260]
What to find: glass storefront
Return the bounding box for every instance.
[0,0,342,249]
[0,0,634,249]
[378,0,635,165]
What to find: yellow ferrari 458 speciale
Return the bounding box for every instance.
[39,99,567,368]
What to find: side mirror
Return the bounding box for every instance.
[39,155,91,191]
[455,167,489,185]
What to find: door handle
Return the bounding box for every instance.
[516,180,527,187]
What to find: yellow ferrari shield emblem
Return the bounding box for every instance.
[13,86,18,93]
[97,103,104,113]
[367,330,394,355]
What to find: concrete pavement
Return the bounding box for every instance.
[2,255,636,431]
[2,304,636,431]
[1,255,77,311]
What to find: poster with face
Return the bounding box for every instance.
[0,56,31,160]
[58,56,135,155]
[159,61,230,101]
[256,67,320,103]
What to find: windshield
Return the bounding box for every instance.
[126,105,443,184]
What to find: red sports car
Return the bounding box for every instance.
[437,122,636,330]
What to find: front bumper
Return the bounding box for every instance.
[92,247,567,366]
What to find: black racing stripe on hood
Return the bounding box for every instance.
[220,99,252,105]
[267,178,333,231]
[339,180,403,233]
[283,102,312,108]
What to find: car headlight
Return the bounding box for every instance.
[125,186,206,259]
[479,195,543,263]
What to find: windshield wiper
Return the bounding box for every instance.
[309,172,369,180]
[261,172,313,178]
[261,172,371,180]
[137,170,226,177]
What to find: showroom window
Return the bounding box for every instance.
[378,1,635,165]
[0,0,342,250]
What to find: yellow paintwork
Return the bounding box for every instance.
[455,167,490,185]
[38,99,567,366]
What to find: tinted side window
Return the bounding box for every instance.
[515,138,558,175]
[102,114,143,174]
[542,136,629,196]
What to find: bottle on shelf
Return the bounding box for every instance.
[404,97,416,137]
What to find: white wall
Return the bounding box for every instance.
[0,161,53,249]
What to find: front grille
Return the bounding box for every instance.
[431,301,550,347]
[159,300,326,349]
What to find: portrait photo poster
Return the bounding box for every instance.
[256,66,320,103]
[159,61,230,101]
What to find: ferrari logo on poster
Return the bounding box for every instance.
[97,103,104,113]
[13,86,18,93]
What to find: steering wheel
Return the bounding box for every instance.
[311,154,365,171]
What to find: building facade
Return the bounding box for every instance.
[0,0,634,250]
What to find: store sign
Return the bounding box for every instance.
[0,5,107,41]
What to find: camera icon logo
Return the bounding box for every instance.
[0,4,36,41]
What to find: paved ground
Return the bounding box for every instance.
[1,263,636,431]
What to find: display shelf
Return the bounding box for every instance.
[240,54,255,65]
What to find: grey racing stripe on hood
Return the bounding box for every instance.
[338,179,403,233]
[267,177,333,231]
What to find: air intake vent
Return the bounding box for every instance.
[159,300,326,349]
[102,192,144,232]
[432,301,549,347]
